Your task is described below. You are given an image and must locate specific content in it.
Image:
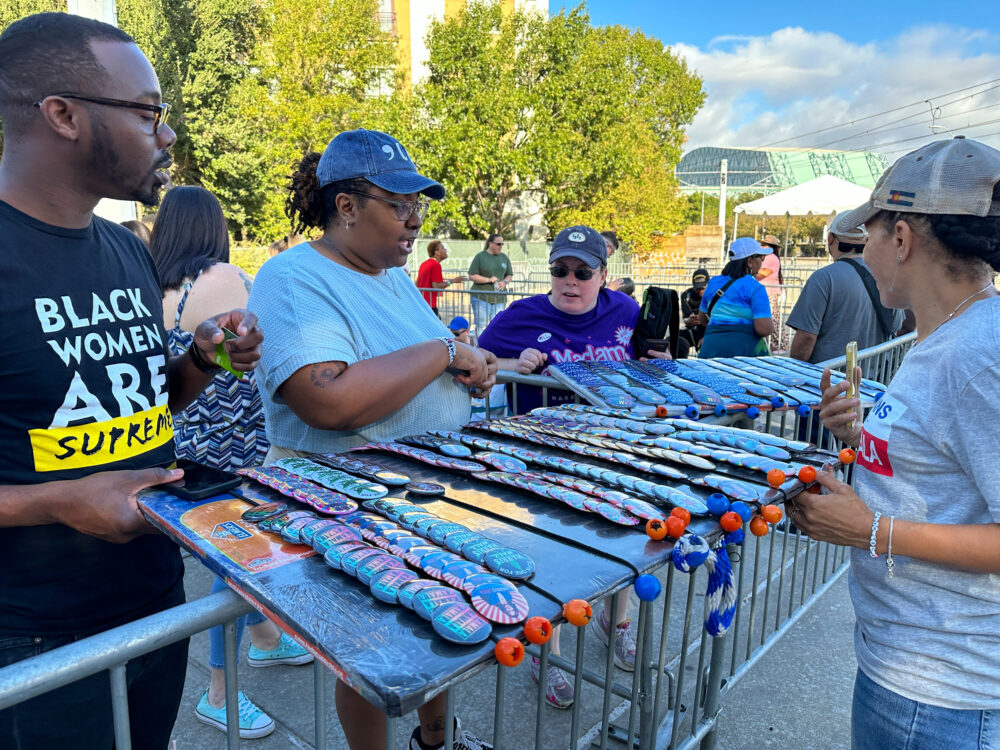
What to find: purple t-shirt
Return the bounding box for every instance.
[478,290,639,413]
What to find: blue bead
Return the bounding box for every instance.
[713,404,727,417]
[771,396,784,409]
[706,492,730,516]
[685,405,699,419]
[746,406,760,419]
[724,528,746,545]
[634,574,661,601]
[797,405,811,417]
[730,501,752,522]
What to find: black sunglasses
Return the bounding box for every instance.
[348,191,429,222]
[34,93,171,135]
[550,264,597,281]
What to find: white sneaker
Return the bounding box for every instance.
[592,608,637,671]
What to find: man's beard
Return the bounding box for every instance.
[87,115,164,206]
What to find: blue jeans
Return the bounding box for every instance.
[852,668,1000,750]
[207,577,266,670]
[0,587,187,750]
[470,296,503,334]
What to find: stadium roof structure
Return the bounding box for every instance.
[675,146,889,195]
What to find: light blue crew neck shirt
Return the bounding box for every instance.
[248,242,472,453]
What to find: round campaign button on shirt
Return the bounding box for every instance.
[431,602,492,644]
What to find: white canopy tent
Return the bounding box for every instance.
[732,175,872,256]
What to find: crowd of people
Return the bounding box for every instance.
[1,11,998,750]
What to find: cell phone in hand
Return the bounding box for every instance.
[646,339,670,353]
[160,459,241,501]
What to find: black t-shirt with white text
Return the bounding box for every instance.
[0,200,181,635]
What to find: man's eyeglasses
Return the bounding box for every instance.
[550,264,597,281]
[349,191,429,222]
[33,94,171,135]
[491,240,504,248]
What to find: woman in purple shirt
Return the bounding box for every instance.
[479,225,668,707]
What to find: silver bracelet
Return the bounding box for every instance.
[869,511,882,558]
[886,516,895,579]
[435,336,457,367]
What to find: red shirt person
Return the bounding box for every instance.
[416,239,463,316]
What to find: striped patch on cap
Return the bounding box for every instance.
[887,190,915,206]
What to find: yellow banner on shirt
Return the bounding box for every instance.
[30,404,174,472]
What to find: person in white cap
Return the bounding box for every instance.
[786,212,903,363]
[789,137,1000,750]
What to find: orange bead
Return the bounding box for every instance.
[719,511,742,532]
[767,468,787,488]
[495,637,524,667]
[749,516,770,537]
[839,448,857,465]
[563,599,593,627]
[670,507,692,524]
[523,616,553,645]
[665,516,688,538]
[797,465,817,483]
[646,518,668,540]
[760,504,783,524]
[655,405,669,418]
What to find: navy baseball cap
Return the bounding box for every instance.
[549,225,607,268]
[316,129,445,200]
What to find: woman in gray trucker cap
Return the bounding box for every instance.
[789,137,1000,749]
[248,129,496,750]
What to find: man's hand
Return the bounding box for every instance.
[641,348,672,361]
[495,279,507,291]
[515,347,547,374]
[684,314,699,328]
[450,276,466,285]
[53,466,184,544]
[468,349,499,398]
[608,278,624,291]
[192,309,264,373]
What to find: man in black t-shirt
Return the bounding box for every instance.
[680,268,709,353]
[0,14,263,749]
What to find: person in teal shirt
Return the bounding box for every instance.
[695,237,773,357]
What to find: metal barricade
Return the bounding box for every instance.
[0,337,915,750]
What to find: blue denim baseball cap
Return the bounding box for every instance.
[316,129,445,200]
[549,225,607,268]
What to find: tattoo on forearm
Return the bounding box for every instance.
[423,716,446,732]
[239,271,254,296]
[309,362,347,388]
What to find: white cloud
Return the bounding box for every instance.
[673,25,1000,158]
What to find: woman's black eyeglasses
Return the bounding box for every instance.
[349,191,429,222]
[33,94,171,135]
[550,265,597,281]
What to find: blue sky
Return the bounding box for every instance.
[557,1,1000,156]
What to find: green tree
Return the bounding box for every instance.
[399,3,703,244]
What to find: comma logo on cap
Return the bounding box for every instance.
[568,231,586,243]
[537,332,552,343]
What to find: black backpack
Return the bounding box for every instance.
[633,286,680,359]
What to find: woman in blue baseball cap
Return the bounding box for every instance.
[248,129,496,750]
[693,236,773,358]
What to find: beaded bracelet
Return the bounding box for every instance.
[435,336,457,367]
[886,516,895,579]
[869,511,882,558]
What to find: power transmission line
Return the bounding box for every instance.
[760,77,1000,148]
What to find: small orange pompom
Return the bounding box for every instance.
[719,511,743,532]
[495,637,525,667]
[665,516,688,538]
[839,448,857,465]
[749,516,770,537]
[670,507,692,524]
[655,405,669,418]
[797,465,817,483]
[523,616,553,645]
[767,468,787,488]
[563,599,593,627]
[760,504,783,524]
[646,518,668,540]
